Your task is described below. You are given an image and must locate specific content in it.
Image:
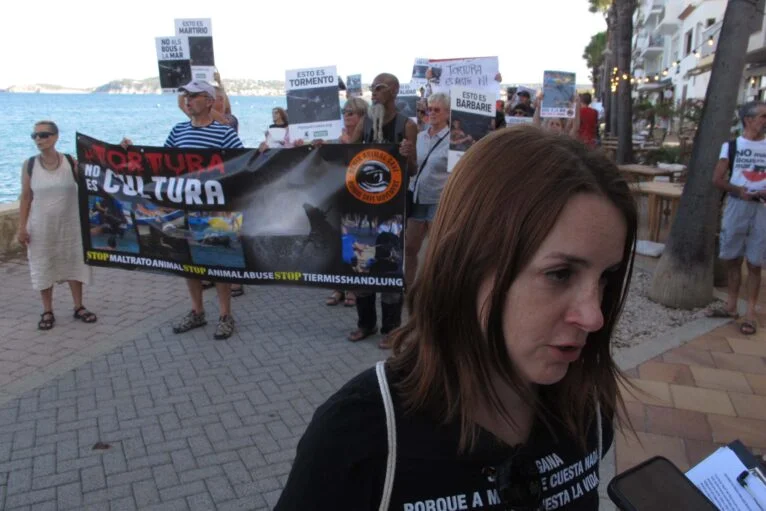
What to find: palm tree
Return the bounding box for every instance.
[583,32,607,97]
[649,0,766,308]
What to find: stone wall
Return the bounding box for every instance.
[0,202,23,256]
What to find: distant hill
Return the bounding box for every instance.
[6,77,290,96]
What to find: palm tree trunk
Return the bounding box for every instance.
[615,0,635,164]
[605,3,618,135]
[649,0,765,308]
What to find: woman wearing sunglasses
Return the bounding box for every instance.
[17,121,96,330]
[276,126,636,510]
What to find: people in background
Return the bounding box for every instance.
[708,101,766,336]
[17,120,96,330]
[577,93,599,148]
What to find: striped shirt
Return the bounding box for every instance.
[164,121,244,149]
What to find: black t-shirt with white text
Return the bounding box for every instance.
[275,366,613,510]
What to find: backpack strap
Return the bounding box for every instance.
[26,154,78,183]
[376,361,397,511]
[63,154,78,183]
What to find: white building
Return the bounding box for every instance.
[631,0,766,110]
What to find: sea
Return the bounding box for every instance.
[0,93,288,204]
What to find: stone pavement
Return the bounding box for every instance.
[0,257,385,510]
[0,253,760,510]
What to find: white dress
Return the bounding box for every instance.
[26,155,92,291]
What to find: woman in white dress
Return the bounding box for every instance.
[17,121,96,330]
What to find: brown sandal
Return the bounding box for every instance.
[344,292,356,307]
[38,311,55,330]
[348,327,377,342]
[326,291,344,306]
[73,306,97,323]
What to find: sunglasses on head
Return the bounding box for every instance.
[31,132,55,140]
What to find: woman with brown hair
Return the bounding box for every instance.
[276,125,637,510]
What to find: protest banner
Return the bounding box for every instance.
[76,134,405,291]
[346,74,362,97]
[285,65,342,141]
[411,57,429,86]
[427,56,499,95]
[541,70,577,118]
[448,87,495,172]
[174,18,215,84]
[396,83,420,123]
[155,36,192,91]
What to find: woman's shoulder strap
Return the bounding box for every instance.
[26,157,36,177]
[64,154,77,182]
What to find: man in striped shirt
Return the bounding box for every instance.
[121,80,244,340]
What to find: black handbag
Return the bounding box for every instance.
[406,132,448,218]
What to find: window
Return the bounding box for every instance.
[685,29,694,56]
[706,18,716,27]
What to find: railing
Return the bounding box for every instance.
[648,34,664,47]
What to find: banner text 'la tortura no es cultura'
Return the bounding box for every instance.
[76,134,406,292]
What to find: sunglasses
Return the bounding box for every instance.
[343,110,358,116]
[31,132,55,140]
[185,92,207,99]
[371,83,389,92]
[428,107,443,113]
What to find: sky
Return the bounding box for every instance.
[2,0,606,89]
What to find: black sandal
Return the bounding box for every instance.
[231,285,245,297]
[73,306,97,323]
[38,311,55,330]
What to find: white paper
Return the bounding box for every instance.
[155,37,189,61]
[411,57,430,86]
[686,447,766,511]
[174,18,213,36]
[505,116,534,126]
[265,128,288,148]
[428,56,499,95]
[448,87,495,173]
[285,65,342,141]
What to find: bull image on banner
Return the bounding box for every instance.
[76,134,404,292]
[448,87,495,172]
[285,65,342,141]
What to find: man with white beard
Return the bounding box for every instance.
[349,73,418,349]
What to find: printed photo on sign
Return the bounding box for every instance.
[542,71,576,118]
[133,203,192,264]
[411,57,430,85]
[285,66,342,141]
[505,116,534,126]
[88,195,138,253]
[396,83,420,122]
[346,74,362,97]
[341,214,403,277]
[428,56,499,94]
[175,19,215,67]
[155,37,191,91]
[448,88,495,172]
[187,211,246,268]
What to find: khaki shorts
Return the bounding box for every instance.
[720,196,766,266]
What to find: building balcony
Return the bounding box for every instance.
[701,21,722,58]
[645,0,666,25]
[640,35,665,58]
[655,9,680,36]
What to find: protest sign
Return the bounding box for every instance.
[411,57,429,86]
[155,37,192,91]
[174,18,215,85]
[77,133,405,291]
[448,88,495,172]
[346,74,362,97]
[428,56,499,95]
[396,83,420,123]
[285,65,342,141]
[541,70,577,118]
[505,116,534,126]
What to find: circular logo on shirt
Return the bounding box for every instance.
[345,149,403,205]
